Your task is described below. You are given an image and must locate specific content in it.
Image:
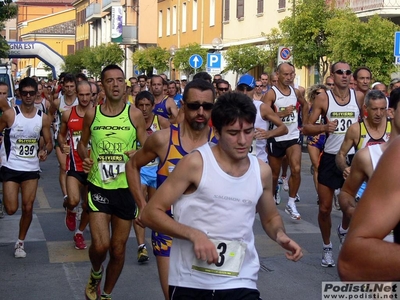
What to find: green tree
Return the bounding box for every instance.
[223,44,269,81]
[62,48,86,74]
[173,43,208,76]
[326,14,400,84]
[279,0,344,81]
[131,46,169,75]
[82,43,125,78]
[0,0,18,58]
[262,27,283,73]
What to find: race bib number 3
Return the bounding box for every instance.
[192,239,247,277]
[98,154,125,183]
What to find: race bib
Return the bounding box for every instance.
[192,239,247,277]
[15,139,37,158]
[248,139,257,156]
[279,107,298,125]
[98,154,125,183]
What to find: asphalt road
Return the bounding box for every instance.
[0,148,343,299]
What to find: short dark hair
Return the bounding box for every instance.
[138,74,148,81]
[182,79,215,103]
[101,64,124,82]
[193,71,212,83]
[353,66,372,80]
[19,77,38,93]
[135,91,155,107]
[330,61,350,74]
[216,79,230,88]
[75,72,88,81]
[63,74,77,86]
[389,87,400,110]
[212,92,256,134]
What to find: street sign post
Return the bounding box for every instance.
[277,46,293,66]
[189,54,203,73]
[394,31,400,57]
[206,53,222,73]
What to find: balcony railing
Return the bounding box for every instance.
[331,0,400,15]
[102,0,121,12]
[86,3,101,22]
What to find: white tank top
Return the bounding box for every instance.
[253,100,269,163]
[169,143,263,290]
[271,85,299,142]
[368,143,383,170]
[324,89,360,154]
[1,106,43,171]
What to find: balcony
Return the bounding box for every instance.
[331,0,400,18]
[121,25,138,45]
[86,3,101,23]
[102,0,121,12]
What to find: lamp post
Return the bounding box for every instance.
[169,45,177,80]
[211,37,223,52]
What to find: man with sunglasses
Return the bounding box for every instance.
[215,79,230,97]
[140,92,302,299]
[0,77,53,258]
[253,80,264,101]
[303,61,364,268]
[263,62,309,220]
[325,76,334,90]
[126,79,218,300]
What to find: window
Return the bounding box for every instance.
[257,0,264,14]
[210,0,215,26]
[9,29,17,41]
[224,0,229,22]
[158,10,163,37]
[237,0,244,19]
[172,6,177,34]
[167,8,171,36]
[182,3,187,32]
[279,0,286,10]
[192,0,198,31]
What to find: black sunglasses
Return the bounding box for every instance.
[255,85,263,87]
[20,90,36,96]
[218,87,229,91]
[326,83,334,86]
[186,102,214,111]
[334,69,352,76]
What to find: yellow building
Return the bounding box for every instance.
[16,0,75,78]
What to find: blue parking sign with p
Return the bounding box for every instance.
[207,53,221,69]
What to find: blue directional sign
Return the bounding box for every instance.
[395,32,400,57]
[207,53,221,69]
[189,54,203,69]
[133,65,140,75]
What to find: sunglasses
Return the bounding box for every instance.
[20,90,36,96]
[334,69,352,76]
[255,85,263,87]
[218,87,229,91]
[186,102,214,111]
[326,83,334,86]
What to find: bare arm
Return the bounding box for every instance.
[77,107,95,173]
[57,109,71,155]
[141,151,219,264]
[38,113,53,161]
[48,97,59,118]
[295,89,310,126]
[338,136,400,281]
[338,148,370,220]
[166,98,179,123]
[256,103,288,140]
[303,93,337,136]
[126,130,168,212]
[256,160,303,262]
[335,122,359,176]
[127,106,147,157]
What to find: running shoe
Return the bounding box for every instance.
[277,177,283,185]
[285,203,301,220]
[333,189,341,210]
[321,247,335,267]
[337,225,346,250]
[65,209,77,232]
[14,242,26,258]
[295,193,301,202]
[274,184,281,205]
[281,176,289,191]
[101,295,112,300]
[74,233,87,250]
[85,267,103,300]
[76,205,83,221]
[137,245,149,263]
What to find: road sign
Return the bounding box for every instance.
[207,53,221,69]
[395,32,400,57]
[396,56,400,65]
[277,46,293,66]
[189,54,203,69]
[133,65,140,75]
